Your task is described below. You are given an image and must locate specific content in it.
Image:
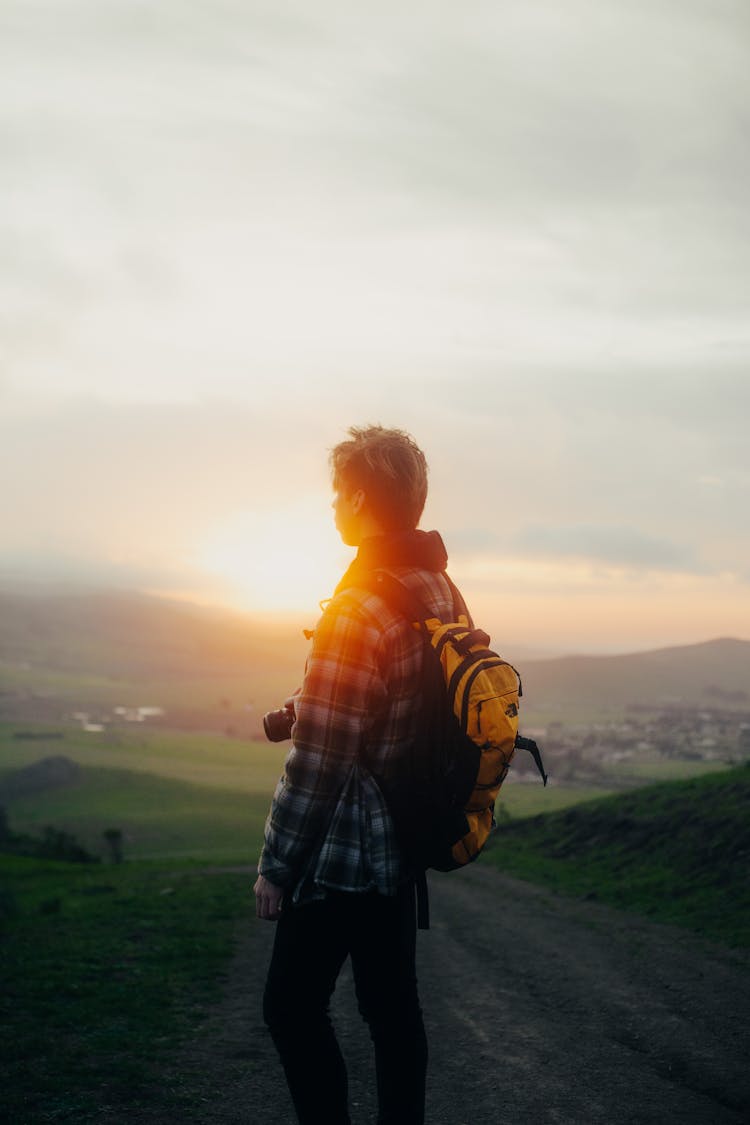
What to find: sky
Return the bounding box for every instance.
[1,0,749,653]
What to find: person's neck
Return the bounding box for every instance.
[355,514,387,542]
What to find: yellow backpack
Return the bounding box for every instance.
[365,571,547,889]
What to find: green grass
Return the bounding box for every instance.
[605,758,734,783]
[0,856,254,1123]
[498,778,614,818]
[484,763,750,948]
[2,766,270,860]
[0,720,279,861]
[0,722,288,794]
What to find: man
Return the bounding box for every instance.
[255,425,458,1125]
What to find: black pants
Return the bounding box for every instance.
[263,883,427,1125]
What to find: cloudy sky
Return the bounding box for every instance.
[1,0,748,652]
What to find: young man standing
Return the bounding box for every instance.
[254,425,458,1125]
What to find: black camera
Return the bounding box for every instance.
[263,703,295,742]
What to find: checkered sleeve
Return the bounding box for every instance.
[258,595,388,889]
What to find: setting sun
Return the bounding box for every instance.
[194,498,351,615]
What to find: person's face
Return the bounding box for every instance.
[332,483,365,546]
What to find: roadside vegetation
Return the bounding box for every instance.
[0,856,251,1123]
[486,763,750,948]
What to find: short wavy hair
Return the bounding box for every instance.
[330,425,429,532]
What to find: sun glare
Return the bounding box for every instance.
[195,501,351,615]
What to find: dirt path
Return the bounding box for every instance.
[121,866,750,1124]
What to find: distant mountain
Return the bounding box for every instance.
[521,637,750,718]
[1,589,748,726]
[0,589,310,677]
[0,588,311,725]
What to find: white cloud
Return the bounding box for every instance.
[2,0,749,403]
[1,0,748,645]
[513,523,705,574]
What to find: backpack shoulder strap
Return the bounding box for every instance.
[443,573,474,627]
[360,569,471,633]
[360,571,436,628]
[415,869,430,930]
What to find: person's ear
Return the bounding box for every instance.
[351,488,366,515]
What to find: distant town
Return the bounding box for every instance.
[70,707,165,733]
[516,705,750,783]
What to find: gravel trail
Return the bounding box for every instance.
[116,866,750,1124]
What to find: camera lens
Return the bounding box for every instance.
[263,706,295,742]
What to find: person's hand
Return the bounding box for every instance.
[254,874,284,921]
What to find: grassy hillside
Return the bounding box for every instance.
[484,763,750,947]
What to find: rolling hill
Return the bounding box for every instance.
[1,588,748,726]
[0,588,310,725]
[0,588,310,680]
[521,637,750,718]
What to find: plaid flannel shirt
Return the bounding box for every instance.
[258,565,456,902]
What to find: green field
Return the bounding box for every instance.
[0,723,288,863]
[0,723,577,861]
[3,767,272,861]
[498,778,612,818]
[0,722,288,795]
[0,720,732,865]
[605,758,734,783]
